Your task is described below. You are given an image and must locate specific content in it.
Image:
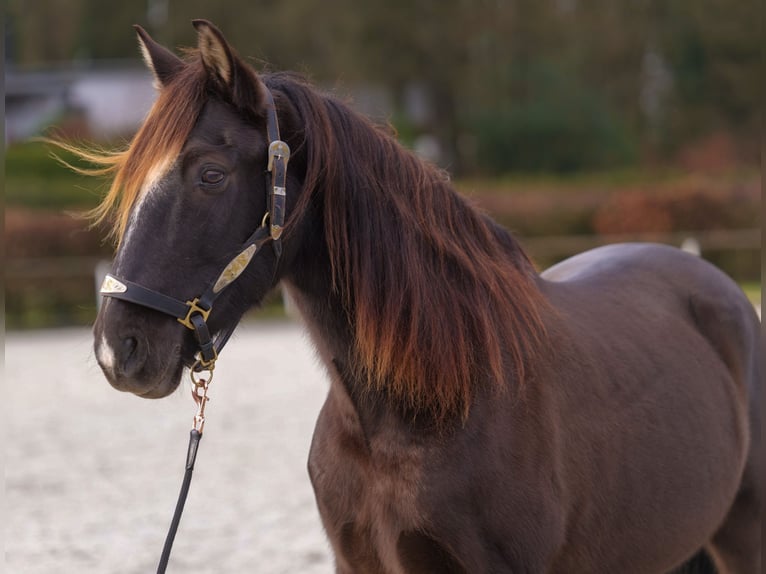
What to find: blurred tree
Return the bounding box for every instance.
[566,1,650,134]
[352,0,474,168]
[7,0,85,64]
[658,0,760,154]
[6,0,759,173]
[77,0,146,60]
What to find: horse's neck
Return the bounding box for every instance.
[283,264,382,436]
[280,142,542,433]
[282,220,355,362]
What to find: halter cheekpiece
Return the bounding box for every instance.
[99,89,290,372]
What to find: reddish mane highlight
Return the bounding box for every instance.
[53,57,208,243]
[63,57,548,424]
[269,75,550,423]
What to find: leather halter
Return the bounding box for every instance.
[99,88,290,370]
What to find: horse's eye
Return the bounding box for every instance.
[200,168,225,186]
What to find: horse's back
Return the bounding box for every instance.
[543,242,760,395]
[539,242,760,572]
[543,242,759,457]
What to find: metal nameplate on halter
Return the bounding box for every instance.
[100,274,127,294]
[212,244,258,294]
[267,140,290,172]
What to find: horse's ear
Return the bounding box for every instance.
[193,20,235,86]
[192,19,265,111]
[134,25,184,88]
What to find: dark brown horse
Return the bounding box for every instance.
[75,21,760,573]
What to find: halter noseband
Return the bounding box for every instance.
[99,89,290,371]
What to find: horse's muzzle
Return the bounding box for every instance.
[93,302,185,398]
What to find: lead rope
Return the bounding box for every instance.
[156,362,213,574]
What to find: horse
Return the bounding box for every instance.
[74,21,760,573]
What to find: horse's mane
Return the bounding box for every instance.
[266,74,550,423]
[61,60,549,424]
[52,56,208,243]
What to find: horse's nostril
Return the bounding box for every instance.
[120,335,144,377]
[122,336,138,358]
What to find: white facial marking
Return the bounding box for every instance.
[116,157,174,272]
[96,334,118,375]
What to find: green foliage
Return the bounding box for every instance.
[473,64,635,174]
[5,1,761,328]
[7,0,760,175]
[6,142,104,209]
[660,0,760,138]
[739,283,761,307]
[5,278,98,330]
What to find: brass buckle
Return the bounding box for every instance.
[267,140,291,172]
[177,298,211,330]
[193,347,218,371]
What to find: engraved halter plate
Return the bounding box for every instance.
[100,274,128,294]
[212,244,258,293]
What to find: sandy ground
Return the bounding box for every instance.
[6,305,761,574]
[6,322,334,574]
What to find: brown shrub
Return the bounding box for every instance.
[592,179,758,235]
[5,208,110,258]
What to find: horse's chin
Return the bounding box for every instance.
[99,344,187,399]
[131,362,186,399]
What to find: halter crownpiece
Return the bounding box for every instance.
[268,140,289,241]
[100,87,290,370]
[265,90,289,243]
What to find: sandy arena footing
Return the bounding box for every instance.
[7,322,334,573]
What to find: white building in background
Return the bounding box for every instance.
[66,68,156,139]
[5,64,156,143]
[7,64,442,160]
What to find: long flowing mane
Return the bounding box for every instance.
[63,63,549,424]
[266,74,550,423]
[75,26,763,570]
[52,56,208,242]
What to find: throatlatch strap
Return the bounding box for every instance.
[190,313,216,366]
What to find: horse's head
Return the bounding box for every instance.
[93,21,299,398]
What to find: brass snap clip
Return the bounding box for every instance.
[190,359,214,433]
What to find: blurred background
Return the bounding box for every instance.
[4,3,761,572]
[5,0,761,329]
